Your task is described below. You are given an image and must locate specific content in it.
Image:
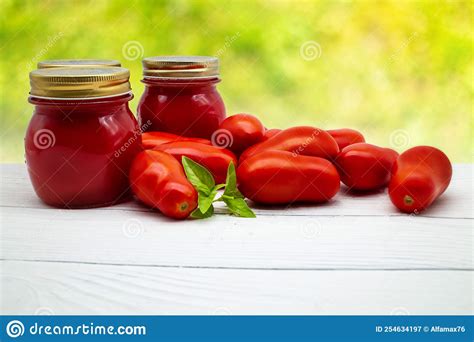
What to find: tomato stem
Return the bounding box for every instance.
[179,202,189,211]
[403,195,414,206]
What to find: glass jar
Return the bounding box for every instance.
[137,56,226,139]
[25,67,141,208]
[38,59,121,68]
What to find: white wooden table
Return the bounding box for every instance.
[1,163,472,315]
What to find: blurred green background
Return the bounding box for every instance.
[1,0,472,162]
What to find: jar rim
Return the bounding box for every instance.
[142,76,220,86]
[29,92,133,105]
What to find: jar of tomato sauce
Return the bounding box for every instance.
[137,56,226,139]
[37,59,121,69]
[25,67,141,208]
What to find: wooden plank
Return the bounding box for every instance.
[1,260,471,315]
[1,164,472,219]
[1,206,471,269]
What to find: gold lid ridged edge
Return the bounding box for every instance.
[29,67,131,99]
[142,56,219,79]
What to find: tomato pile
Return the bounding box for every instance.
[131,114,452,219]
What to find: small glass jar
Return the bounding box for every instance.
[137,56,226,139]
[38,59,121,68]
[25,67,141,208]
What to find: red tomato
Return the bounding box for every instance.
[129,150,197,219]
[240,126,339,162]
[216,113,265,155]
[389,146,452,213]
[153,141,237,184]
[335,143,399,191]
[262,128,282,141]
[142,131,211,149]
[327,128,365,150]
[237,150,340,204]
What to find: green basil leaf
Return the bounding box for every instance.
[182,156,215,195]
[200,183,227,211]
[223,197,256,218]
[223,162,244,199]
[190,205,214,219]
[182,157,255,219]
[213,184,226,191]
[199,188,218,213]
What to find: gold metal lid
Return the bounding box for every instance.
[29,67,132,99]
[142,56,219,79]
[38,59,121,69]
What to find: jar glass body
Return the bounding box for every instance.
[137,79,226,139]
[25,94,141,208]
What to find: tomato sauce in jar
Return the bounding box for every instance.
[137,56,226,139]
[25,67,141,208]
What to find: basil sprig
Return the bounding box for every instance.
[182,157,256,219]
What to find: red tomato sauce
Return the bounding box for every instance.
[25,94,141,208]
[138,78,225,139]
